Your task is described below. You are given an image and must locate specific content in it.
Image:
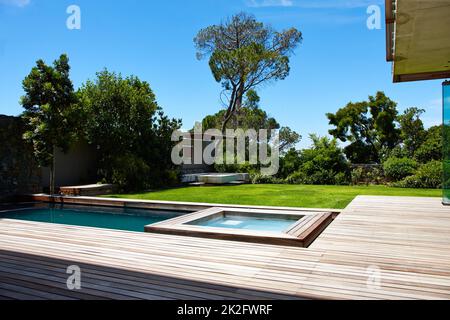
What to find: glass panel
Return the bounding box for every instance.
[443,81,450,204]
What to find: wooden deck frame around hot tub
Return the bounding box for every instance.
[145,207,334,247]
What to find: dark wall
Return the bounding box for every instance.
[0,115,42,198]
[41,141,98,188]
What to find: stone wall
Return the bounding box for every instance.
[0,115,42,199]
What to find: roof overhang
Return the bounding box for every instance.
[386,0,450,83]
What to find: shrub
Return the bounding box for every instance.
[306,169,336,185]
[365,166,385,185]
[285,171,307,184]
[278,149,302,179]
[285,135,350,185]
[164,169,181,186]
[334,172,350,186]
[251,174,284,184]
[351,167,365,185]
[215,162,258,175]
[214,163,239,174]
[110,154,151,191]
[383,157,418,181]
[351,166,385,185]
[394,161,442,189]
[414,125,442,163]
[285,169,348,185]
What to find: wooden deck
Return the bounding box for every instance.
[0,196,450,300]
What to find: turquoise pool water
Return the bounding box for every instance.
[0,205,184,232]
[189,214,300,233]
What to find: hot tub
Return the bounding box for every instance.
[145,207,334,247]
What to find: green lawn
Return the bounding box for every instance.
[106,184,442,209]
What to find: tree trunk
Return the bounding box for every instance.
[49,146,56,195]
[222,87,237,134]
[221,82,245,134]
[234,81,245,111]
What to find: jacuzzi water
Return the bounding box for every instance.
[189,214,300,233]
[0,205,184,232]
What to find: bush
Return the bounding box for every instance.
[285,171,307,184]
[164,169,181,186]
[414,125,442,163]
[351,167,365,185]
[334,172,350,185]
[110,154,151,191]
[394,161,442,189]
[351,165,385,185]
[365,166,385,185]
[251,173,284,184]
[306,169,336,185]
[214,162,238,174]
[285,169,348,185]
[215,162,258,175]
[278,149,302,179]
[284,135,350,185]
[110,154,181,192]
[383,157,418,181]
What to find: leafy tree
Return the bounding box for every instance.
[21,54,78,195]
[415,125,442,163]
[202,91,280,171]
[78,70,181,191]
[327,92,400,163]
[79,70,158,158]
[286,134,350,185]
[398,107,426,157]
[194,12,302,132]
[201,90,279,133]
[200,90,300,155]
[279,148,302,179]
[279,127,301,154]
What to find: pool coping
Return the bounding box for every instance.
[145,207,334,247]
[20,194,342,215]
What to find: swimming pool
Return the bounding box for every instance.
[0,204,186,232]
[3,197,336,247]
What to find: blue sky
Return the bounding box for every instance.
[0,0,444,148]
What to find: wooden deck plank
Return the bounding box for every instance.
[1,195,450,300]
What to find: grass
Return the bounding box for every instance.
[105,184,442,209]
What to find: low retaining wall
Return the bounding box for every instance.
[59,184,116,196]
